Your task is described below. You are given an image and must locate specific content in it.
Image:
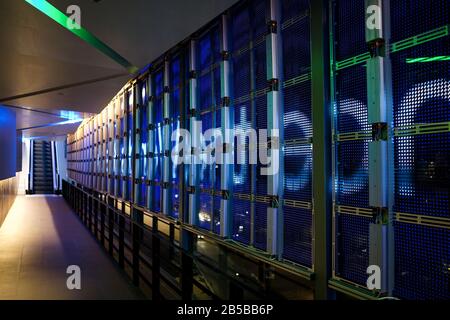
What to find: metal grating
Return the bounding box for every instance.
[394,132,450,218]
[154,184,161,213]
[390,0,450,42]
[199,73,212,111]
[335,213,370,286]
[284,144,312,202]
[231,4,250,53]
[334,0,366,61]
[335,65,370,134]
[233,52,251,100]
[232,198,251,245]
[254,202,267,251]
[336,140,369,208]
[283,206,312,267]
[171,58,181,119]
[393,221,449,300]
[392,45,450,127]
[198,33,212,72]
[281,15,310,80]
[390,9,450,298]
[233,103,252,194]
[251,0,266,39]
[154,71,164,124]
[199,192,212,230]
[171,184,179,219]
[281,0,309,23]
[283,81,312,140]
[213,195,221,235]
[253,36,266,91]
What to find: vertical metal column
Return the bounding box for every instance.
[311,0,333,299]
[108,102,114,195]
[89,119,94,190]
[134,82,142,204]
[266,0,284,256]
[365,0,394,295]
[163,58,172,215]
[99,110,108,192]
[188,40,200,226]
[93,116,98,191]
[51,140,57,192]
[147,75,155,210]
[114,98,120,197]
[219,14,232,238]
[130,84,136,203]
[97,114,101,192]
[249,11,257,247]
[122,90,129,200]
[179,48,188,224]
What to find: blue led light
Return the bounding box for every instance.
[60,110,82,120]
[233,106,251,186]
[397,79,450,196]
[284,111,312,191]
[337,98,369,195]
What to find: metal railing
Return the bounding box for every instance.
[62,179,312,300]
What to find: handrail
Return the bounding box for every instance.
[62,179,314,300]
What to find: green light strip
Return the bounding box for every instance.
[406,56,450,63]
[336,25,449,70]
[394,121,450,136]
[25,0,138,74]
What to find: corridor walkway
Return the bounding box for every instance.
[0,195,144,300]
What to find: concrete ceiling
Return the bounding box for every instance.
[0,104,92,139]
[0,0,239,114]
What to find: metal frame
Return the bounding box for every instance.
[64,0,449,300]
[311,0,333,300]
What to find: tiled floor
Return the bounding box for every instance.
[0,195,144,300]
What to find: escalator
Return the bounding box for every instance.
[32,140,54,194]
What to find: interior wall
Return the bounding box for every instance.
[0,106,17,180]
[0,175,18,227]
[17,139,30,195]
[55,137,68,190]
[0,106,18,227]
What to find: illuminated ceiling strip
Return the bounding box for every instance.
[406,56,450,63]
[25,0,138,74]
[19,119,83,131]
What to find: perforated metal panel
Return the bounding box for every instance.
[196,25,222,232]
[233,103,252,194]
[232,198,251,245]
[199,192,213,230]
[254,202,267,251]
[390,0,450,299]
[332,0,371,286]
[334,0,366,61]
[390,0,450,42]
[139,82,148,207]
[281,0,312,267]
[283,144,312,202]
[335,213,370,285]
[283,206,312,267]
[394,222,449,300]
[283,84,312,139]
[336,66,369,133]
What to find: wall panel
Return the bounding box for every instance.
[66,0,449,299]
